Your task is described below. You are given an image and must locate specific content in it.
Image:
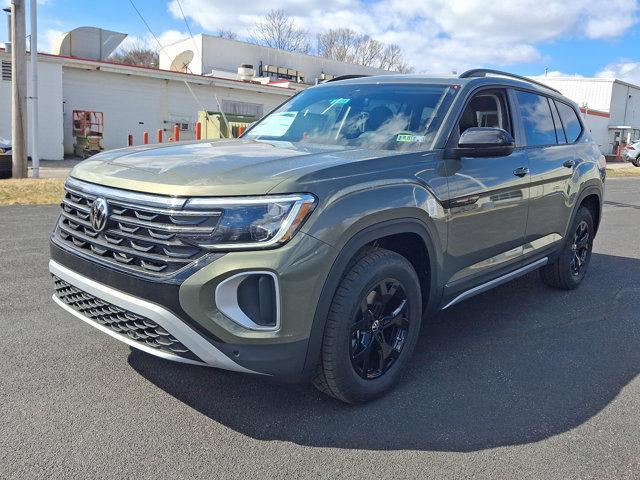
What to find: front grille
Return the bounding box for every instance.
[55,182,221,277]
[53,275,200,361]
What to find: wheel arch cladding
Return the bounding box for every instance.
[580,193,601,234]
[301,218,440,378]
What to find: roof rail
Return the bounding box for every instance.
[324,74,370,83]
[459,69,562,94]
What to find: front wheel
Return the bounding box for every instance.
[540,207,594,290]
[313,248,422,403]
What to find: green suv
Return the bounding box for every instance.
[50,70,605,403]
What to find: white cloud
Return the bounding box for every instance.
[41,28,64,53]
[118,29,190,52]
[597,61,640,84]
[166,0,639,73]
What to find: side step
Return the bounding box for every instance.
[441,257,548,310]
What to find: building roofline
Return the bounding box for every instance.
[164,34,395,74]
[533,75,640,90]
[0,47,297,95]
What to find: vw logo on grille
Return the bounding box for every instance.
[90,197,110,232]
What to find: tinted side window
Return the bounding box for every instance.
[458,90,511,136]
[550,101,566,144]
[514,91,557,146]
[555,101,583,143]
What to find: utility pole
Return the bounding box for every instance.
[29,0,38,178]
[10,0,27,179]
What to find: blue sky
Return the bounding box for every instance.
[2,0,640,81]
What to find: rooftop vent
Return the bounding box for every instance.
[237,64,254,81]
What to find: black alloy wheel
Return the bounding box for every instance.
[570,220,590,277]
[540,206,594,290]
[313,248,422,403]
[350,278,410,379]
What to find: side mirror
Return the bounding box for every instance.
[453,127,515,158]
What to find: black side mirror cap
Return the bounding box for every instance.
[451,127,515,158]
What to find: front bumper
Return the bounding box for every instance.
[50,229,336,380]
[51,260,257,372]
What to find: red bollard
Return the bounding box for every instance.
[173,124,180,142]
[195,121,202,140]
[157,129,163,143]
[128,133,133,146]
[143,131,149,145]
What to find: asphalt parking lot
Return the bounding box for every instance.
[1,178,639,479]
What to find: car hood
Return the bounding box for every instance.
[70,139,395,196]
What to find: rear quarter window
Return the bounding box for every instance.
[555,101,583,143]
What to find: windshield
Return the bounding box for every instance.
[244,83,458,151]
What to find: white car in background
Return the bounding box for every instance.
[622,141,640,167]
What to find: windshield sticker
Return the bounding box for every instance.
[250,111,298,137]
[396,133,426,143]
[330,98,351,105]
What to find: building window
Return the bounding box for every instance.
[1,61,11,81]
[221,100,264,119]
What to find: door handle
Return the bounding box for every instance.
[563,159,576,168]
[513,166,529,177]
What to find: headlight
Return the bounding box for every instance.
[185,193,316,249]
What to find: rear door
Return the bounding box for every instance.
[442,88,530,287]
[515,91,581,251]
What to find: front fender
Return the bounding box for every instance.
[303,181,447,260]
[299,182,448,379]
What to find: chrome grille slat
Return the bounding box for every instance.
[55,181,222,277]
[58,223,193,265]
[109,213,215,233]
[62,198,90,213]
[52,276,200,361]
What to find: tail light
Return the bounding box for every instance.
[597,154,606,170]
[627,145,636,150]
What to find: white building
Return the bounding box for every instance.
[159,34,391,84]
[0,30,390,161]
[535,76,640,155]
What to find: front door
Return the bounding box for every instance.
[442,88,530,288]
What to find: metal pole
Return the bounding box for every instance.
[29,0,38,178]
[10,0,27,179]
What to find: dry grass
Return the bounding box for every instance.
[606,166,640,177]
[0,178,65,205]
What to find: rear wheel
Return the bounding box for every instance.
[540,207,594,290]
[313,248,422,403]
[632,155,640,167]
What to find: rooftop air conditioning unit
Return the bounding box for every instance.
[237,64,255,81]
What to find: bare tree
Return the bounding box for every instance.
[317,28,413,73]
[216,29,238,40]
[250,9,311,53]
[109,41,159,68]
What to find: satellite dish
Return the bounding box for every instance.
[170,50,194,72]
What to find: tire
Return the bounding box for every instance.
[632,156,640,167]
[540,207,594,290]
[313,248,422,403]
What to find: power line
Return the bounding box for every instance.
[127,0,226,138]
[127,0,166,57]
[175,0,201,59]
[174,0,230,136]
